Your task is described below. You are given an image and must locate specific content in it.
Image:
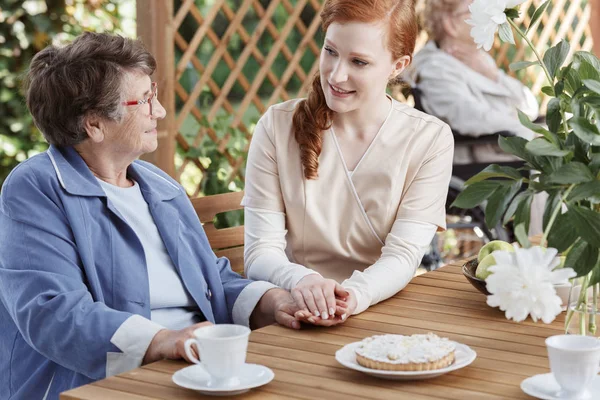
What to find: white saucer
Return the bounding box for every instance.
[335,341,476,380]
[172,363,274,396]
[521,373,600,400]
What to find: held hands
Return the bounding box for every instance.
[292,274,357,327]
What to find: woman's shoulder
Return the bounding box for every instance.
[389,101,453,146]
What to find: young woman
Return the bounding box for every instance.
[242,0,454,326]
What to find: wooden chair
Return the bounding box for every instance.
[190,191,245,276]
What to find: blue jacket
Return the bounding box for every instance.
[0,146,252,399]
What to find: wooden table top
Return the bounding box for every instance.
[62,260,563,399]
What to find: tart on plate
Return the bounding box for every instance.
[354,333,456,371]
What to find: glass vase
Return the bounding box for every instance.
[565,279,600,337]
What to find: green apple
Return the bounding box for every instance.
[475,254,498,280]
[478,240,514,263]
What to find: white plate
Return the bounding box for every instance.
[521,373,600,400]
[335,341,476,380]
[172,363,274,396]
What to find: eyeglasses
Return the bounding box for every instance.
[122,82,158,116]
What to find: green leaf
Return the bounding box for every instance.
[505,8,520,19]
[525,0,550,35]
[570,206,600,247]
[514,223,531,248]
[525,138,570,157]
[514,191,534,233]
[564,64,583,95]
[544,40,570,81]
[547,162,595,184]
[548,213,579,252]
[464,164,523,185]
[554,81,564,97]
[546,98,562,135]
[542,192,561,232]
[584,79,600,95]
[541,86,555,96]
[588,260,600,287]
[498,22,515,45]
[503,191,530,225]
[510,61,539,72]
[567,181,600,203]
[579,61,600,81]
[450,181,504,209]
[498,136,545,171]
[570,117,600,146]
[565,240,599,277]
[517,109,556,144]
[485,180,522,228]
[574,51,600,71]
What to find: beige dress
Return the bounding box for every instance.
[242,97,454,312]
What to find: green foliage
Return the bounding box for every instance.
[452,0,600,279]
[0,0,134,186]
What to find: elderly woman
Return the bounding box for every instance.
[0,32,299,399]
[407,0,539,164]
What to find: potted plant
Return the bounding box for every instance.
[452,0,600,331]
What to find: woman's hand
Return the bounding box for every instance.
[293,274,350,320]
[295,289,358,327]
[143,321,214,365]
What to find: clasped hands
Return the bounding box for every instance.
[291,274,357,327]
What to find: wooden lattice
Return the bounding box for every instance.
[172,0,594,194]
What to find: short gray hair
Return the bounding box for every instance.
[24,32,156,147]
[421,0,465,41]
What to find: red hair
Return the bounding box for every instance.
[293,0,418,179]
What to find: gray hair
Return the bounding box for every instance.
[421,0,466,41]
[24,32,156,147]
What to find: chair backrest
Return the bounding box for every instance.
[191,191,245,276]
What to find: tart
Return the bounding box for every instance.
[354,333,456,371]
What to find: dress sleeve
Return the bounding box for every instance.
[242,107,285,212]
[395,124,454,231]
[244,206,320,289]
[342,219,437,314]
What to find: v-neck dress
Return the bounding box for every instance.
[242,98,454,312]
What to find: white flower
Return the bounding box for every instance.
[484,246,576,324]
[466,0,527,51]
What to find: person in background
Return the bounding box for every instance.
[242,0,453,326]
[406,0,539,164]
[0,32,301,400]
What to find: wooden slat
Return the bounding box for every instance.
[215,246,244,275]
[204,225,244,250]
[191,191,244,223]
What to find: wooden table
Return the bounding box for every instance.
[62,260,564,399]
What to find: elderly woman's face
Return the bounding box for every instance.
[102,72,166,158]
[452,0,474,45]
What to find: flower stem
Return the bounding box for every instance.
[507,19,552,84]
[540,185,575,247]
[590,284,598,335]
[508,18,570,140]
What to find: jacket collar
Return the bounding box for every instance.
[47,145,181,202]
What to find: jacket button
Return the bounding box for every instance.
[206,289,212,300]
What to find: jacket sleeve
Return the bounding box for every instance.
[0,163,134,380]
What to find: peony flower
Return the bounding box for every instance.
[484,246,576,324]
[466,0,528,51]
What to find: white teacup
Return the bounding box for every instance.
[546,334,600,398]
[184,324,251,386]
